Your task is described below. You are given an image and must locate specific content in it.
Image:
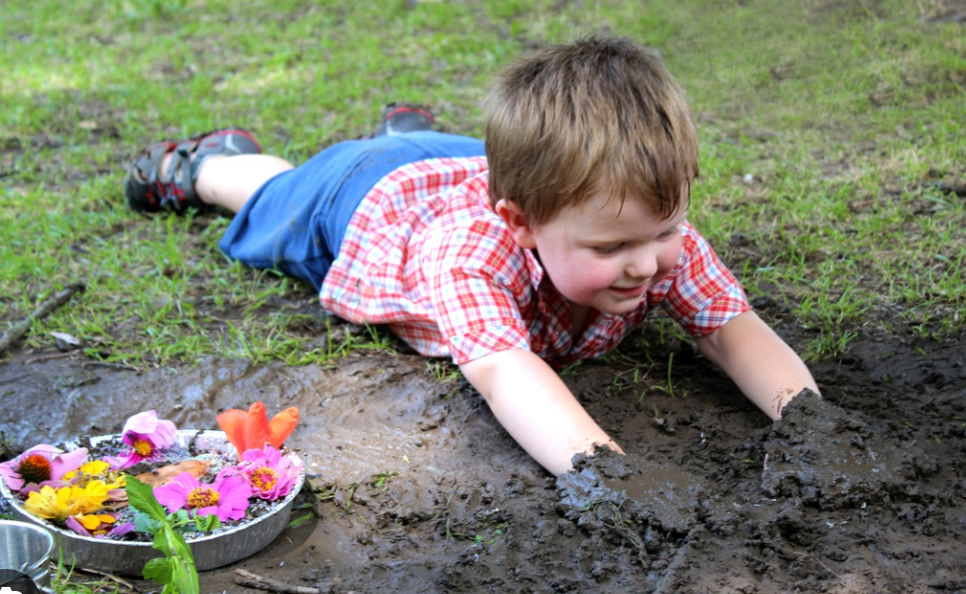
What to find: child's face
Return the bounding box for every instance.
[522,191,687,316]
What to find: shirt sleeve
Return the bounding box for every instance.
[425,218,534,364]
[657,222,752,338]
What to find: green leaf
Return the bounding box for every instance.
[172,509,191,527]
[288,511,315,529]
[143,557,173,583]
[152,530,170,554]
[134,510,163,535]
[126,476,169,522]
[165,527,200,594]
[194,513,220,532]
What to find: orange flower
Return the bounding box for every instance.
[216,402,299,456]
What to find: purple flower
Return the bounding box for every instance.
[154,471,252,522]
[103,410,177,470]
[236,445,301,501]
[65,514,135,539]
[0,445,88,494]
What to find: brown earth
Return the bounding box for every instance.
[1,318,964,594]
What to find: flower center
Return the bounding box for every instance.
[187,487,220,509]
[133,439,154,457]
[250,468,279,493]
[18,454,53,484]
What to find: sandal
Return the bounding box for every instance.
[370,103,435,137]
[124,128,262,214]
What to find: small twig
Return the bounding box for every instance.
[233,568,321,594]
[781,544,842,580]
[0,374,29,385]
[0,283,86,354]
[76,567,136,590]
[24,351,78,365]
[83,360,142,372]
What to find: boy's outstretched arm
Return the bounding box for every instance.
[694,310,819,420]
[460,349,623,476]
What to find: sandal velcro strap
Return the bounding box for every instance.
[125,128,262,214]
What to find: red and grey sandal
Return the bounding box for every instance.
[370,103,435,137]
[124,128,262,214]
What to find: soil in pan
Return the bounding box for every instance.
[0,323,964,594]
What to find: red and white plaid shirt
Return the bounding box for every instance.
[319,157,751,367]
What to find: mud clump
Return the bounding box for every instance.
[762,389,939,509]
[557,447,705,535]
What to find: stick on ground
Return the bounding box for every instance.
[0,283,85,355]
[233,568,320,594]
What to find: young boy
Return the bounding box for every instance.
[125,35,819,476]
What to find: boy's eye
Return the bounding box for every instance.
[592,244,623,255]
[657,228,680,241]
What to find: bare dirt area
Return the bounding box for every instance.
[1,321,964,594]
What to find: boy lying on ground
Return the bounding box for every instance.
[124,35,820,476]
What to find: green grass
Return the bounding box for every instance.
[1,0,964,366]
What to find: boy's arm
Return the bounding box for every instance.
[459,349,623,476]
[694,310,819,420]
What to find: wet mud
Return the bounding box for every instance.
[1,328,964,593]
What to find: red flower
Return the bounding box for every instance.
[216,402,299,456]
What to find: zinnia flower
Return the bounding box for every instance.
[66,513,135,539]
[234,444,301,501]
[154,471,252,522]
[216,402,299,457]
[23,480,111,522]
[61,459,128,501]
[0,445,88,494]
[104,410,178,470]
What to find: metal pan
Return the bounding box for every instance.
[0,430,305,577]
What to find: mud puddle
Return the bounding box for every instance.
[1,329,964,593]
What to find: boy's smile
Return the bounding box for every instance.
[497,191,688,320]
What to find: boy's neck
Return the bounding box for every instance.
[569,302,592,338]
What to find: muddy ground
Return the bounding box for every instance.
[1,317,964,593]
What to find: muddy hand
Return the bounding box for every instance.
[556,447,705,535]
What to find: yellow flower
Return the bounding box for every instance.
[63,460,111,480]
[80,513,115,529]
[23,480,110,521]
[62,460,126,491]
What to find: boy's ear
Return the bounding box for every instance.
[494,199,537,249]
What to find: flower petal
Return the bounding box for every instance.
[216,408,251,456]
[121,410,161,442]
[244,402,272,453]
[153,471,198,513]
[103,451,139,471]
[50,448,89,480]
[151,419,178,449]
[267,407,299,448]
[65,515,90,536]
[0,460,25,492]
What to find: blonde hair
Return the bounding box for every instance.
[483,35,699,226]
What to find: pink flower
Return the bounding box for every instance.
[65,514,135,539]
[236,445,302,501]
[154,471,252,522]
[104,410,177,470]
[0,445,88,494]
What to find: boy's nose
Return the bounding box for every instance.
[626,253,658,280]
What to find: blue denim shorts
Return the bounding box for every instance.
[218,132,485,290]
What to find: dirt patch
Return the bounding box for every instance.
[1,324,964,593]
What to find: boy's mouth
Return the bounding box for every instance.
[609,284,647,299]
